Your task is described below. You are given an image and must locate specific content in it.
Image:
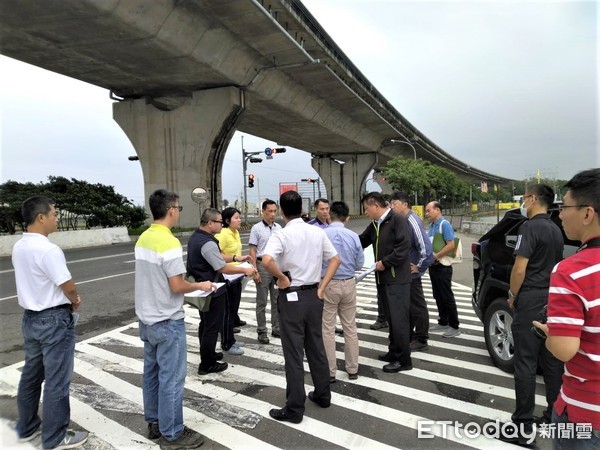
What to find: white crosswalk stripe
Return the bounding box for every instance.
[1,274,548,449]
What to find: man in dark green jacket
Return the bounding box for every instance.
[359,192,412,372]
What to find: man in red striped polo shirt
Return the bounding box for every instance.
[534,168,600,448]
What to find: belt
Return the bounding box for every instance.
[285,283,319,292]
[26,303,72,313]
[333,277,355,281]
[256,257,262,261]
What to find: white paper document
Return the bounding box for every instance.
[222,261,253,282]
[355,263,377,283]
[185,282,226,297]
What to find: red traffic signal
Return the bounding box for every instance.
[248,174,255,188]
[271,147,286,154]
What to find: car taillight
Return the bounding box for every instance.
[471,242,480,256]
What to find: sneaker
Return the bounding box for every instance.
[258,333,270,344]
[52,430,89,449]
[410,340,429,352]
[443,327,461,338]
[224,345,244,355]
[370,321,388,331]
[159,426,204,449]
[148,422,161,440]
[18,427,41,442]
[429,324,449,334]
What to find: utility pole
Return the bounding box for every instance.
[242,136,248,223]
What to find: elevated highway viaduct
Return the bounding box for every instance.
[1,0,511,226]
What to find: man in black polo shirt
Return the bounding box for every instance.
[501,184,564,445]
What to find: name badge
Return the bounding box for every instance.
[286,291,299,302]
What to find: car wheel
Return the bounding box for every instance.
[483,298,514,373]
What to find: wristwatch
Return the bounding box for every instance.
[232,255,237,262]
[508,290,516,300]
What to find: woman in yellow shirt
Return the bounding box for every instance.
[215,207,252,355]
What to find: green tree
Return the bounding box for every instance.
[0,177,147,234]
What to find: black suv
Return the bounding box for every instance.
[471,205,580,373]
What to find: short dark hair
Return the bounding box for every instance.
[262,199,277,210]
[22,196,54,226]
[314,198,329,208]
[362,192,387,208]
[200,208,221,225]
[221,207,241,228]
[564,168,599,212]
[149,189,179,220]
[329,201,349,221]
[526,184,554,208]
[280,191,302,218]
[390,191,411,208]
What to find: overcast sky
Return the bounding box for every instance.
[1,0,597,206]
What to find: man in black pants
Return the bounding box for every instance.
[359,192,413,372]
[187,208,256,375]
[262,191,340,424]
[501,184,564,446]
[390,192,434,352]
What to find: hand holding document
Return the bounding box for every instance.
[185,282,226,297]
[222,262,253,282]
[355,263,377,283]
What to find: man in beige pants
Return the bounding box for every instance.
[321,201,365,382]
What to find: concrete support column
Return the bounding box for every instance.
[113,87,243,228]
[312,153,377,215]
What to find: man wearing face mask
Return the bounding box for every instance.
[500,184,564,446]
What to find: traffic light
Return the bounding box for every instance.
[301,178,318,183]
[265,147,286,159]
[248,173,255,188]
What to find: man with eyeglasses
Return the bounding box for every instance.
[533,168,600,448]
[499,183,564,446]
[135,189,216,448]
[186,208,256,376]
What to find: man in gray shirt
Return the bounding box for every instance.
[187,208,256,375]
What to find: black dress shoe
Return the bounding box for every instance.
[147,422,161,440]
[308,391,331,408]
[335,327,344,336]
[233,327,241,334]
[215,352,223,361]
[382,361,413,373]
[271,330,281,338]
[236,320,247,327]
[378,353,394,362]
[348,373,358,380]
[269,408,302,423]
[198,361,228,375]
[329,377,336,384]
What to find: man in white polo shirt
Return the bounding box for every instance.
[262,191,340,424]
[12,196,88,449]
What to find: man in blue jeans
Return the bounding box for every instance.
[135,189,215,449]
[12,196,88,449]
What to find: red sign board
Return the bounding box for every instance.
[279,183,298,195]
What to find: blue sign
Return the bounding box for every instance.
[264,147,272,156]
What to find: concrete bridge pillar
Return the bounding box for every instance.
[312,153,377,215]
[113,87,243,228]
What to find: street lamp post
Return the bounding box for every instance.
[389,138,418,205]
[241,136,263,223]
